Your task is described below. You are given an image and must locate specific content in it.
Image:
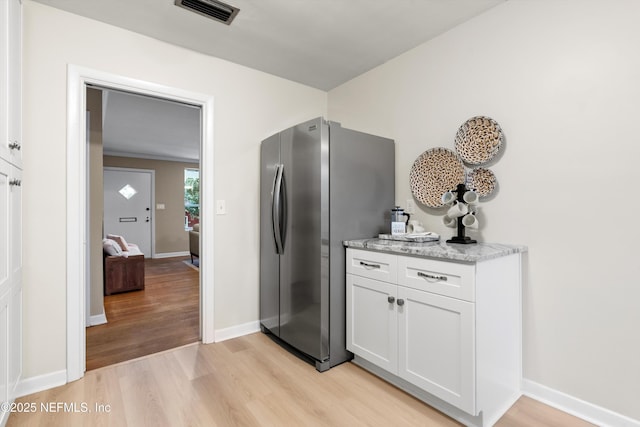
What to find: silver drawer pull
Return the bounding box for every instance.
[418,272,448,281]
[359,261,381,269]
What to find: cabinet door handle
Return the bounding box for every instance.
[417,272,447,281]
[359,261,380,269]
[387,296,395,304]
[9,179,21,187]
[397,299,405,306]
[9,142,21,151]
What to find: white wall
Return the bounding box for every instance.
[22,0,640,421]
[329,0,640,421]
[22,1,326,379]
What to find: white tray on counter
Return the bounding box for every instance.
[378,232,440,243]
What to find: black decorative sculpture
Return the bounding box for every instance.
[444,183,477,244]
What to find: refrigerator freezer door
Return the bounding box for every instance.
[278,118,330,362]
[260,133,281,335]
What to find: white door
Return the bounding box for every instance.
[397,286,476,414]
[104,168,153,257]
[0,159,9,292]
[346,274,398,373]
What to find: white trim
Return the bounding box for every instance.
[67,64,216,383]
[104,149,198,164]
[214,321,261,342]
[67,65,86,381]
[200,80,215,345]
[85,111,92,327]
[15,370,67,399]
[153,251,190,259]
[88,312,107,326]
[103,166,156,258]
[522,379,640,427]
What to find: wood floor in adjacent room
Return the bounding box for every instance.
[85,256,200,371]
[10,332,595,427]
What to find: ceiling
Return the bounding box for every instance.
[100,89,201,163]
[34,0,507,161]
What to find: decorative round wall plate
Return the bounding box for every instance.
[410,148,465,207]
[467,167,497,197]
[454,116,504,165]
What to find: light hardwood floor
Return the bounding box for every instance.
[86,256,199,370]
[9,332,595,427]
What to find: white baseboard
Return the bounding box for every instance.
[153,251,190,259]
[214,321,260,342]
[523,379,640,427]
[15,370,67,399]
[88,311,107,326]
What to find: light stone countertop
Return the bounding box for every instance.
[343,238,527,263]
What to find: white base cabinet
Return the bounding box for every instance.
[346,247,522,427]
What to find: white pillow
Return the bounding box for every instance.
[126,243,143,256]
[106,234,129,252]
[102,238,123,256]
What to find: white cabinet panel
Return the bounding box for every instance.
[0,159,19,293]
[398,286,475,414]
[6,0,21,168]
[0,0,7,163]
[9,165,19,281]
[8,280,21,394]
[346,249,397,283]
[1,0,21,168]
[346,274,397,372]
[0,158,9,293]
[398,256,475,302]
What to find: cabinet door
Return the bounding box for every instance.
[346,274,397,373]
[397,286,476,415]
[0,0,7,163]
[6,0,21,168]
[8,279,21,395]
[0,158,9,293]
[9,165,20,282]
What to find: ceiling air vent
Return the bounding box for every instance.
[175,0,240,25]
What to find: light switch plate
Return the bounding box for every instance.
[156,203,165,210]
[216,200,226,215]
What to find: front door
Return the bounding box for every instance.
[103,168,153,257]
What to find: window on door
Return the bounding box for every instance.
[185,168,199,230]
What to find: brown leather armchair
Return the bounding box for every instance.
[189,223,199,263]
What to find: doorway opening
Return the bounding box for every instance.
[67,65,215,382]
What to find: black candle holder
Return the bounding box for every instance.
[446,183,477,245]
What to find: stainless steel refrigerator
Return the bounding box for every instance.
[260,117,394,371]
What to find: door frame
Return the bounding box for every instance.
[103,167,156,258]
[67,65,215,382]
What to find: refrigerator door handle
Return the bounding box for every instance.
[272,164,285,254]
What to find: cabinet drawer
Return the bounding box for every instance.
[347,249,397,283]
[397,256,475,302]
